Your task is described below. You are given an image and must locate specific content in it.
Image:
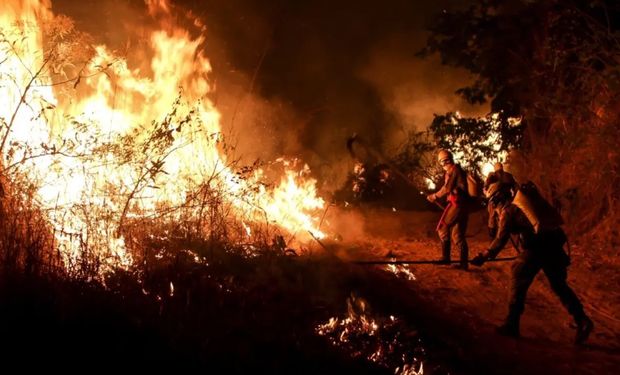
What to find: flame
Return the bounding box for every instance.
[424,178,436,190]
[446,111,520,177]
[0,1,325,272]
[242,221,252,237]
[385,263,416,281]
[316,295,425,374]
[481,162,495,177]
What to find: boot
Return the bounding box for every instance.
[497,314,520,338]
[575,316,593,345]
[459,243,469,270]
[496,322,520,338]
[438,240,451,264]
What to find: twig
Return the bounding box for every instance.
[228,39,270,130]
[308,230,328,252]
[318,202,331,230]
[0,55,51,154]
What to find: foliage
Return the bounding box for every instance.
[422,0,620,239]
[429,112,523,173]
[390,130,436,186]
[0,14,285,276]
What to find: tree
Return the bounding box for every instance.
[421,0,620,239]
[429,111,523,173]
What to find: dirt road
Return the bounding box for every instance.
[327,207,620,374]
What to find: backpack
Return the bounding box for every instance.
[458,169,483,212]
[465,171,482,199]
[512,181,564,233]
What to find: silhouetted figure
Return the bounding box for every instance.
[484,162,517,238]
[471,182,593,344]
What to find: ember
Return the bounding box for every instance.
[385,261,417,281]
[316,293,426,374]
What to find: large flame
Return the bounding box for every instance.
[0,0,325,271]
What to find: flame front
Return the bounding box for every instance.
[0,0,325,271]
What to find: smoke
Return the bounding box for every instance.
[50,0,483,193]
[359,34,488,152]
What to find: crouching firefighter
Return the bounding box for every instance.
[471,182,593,344]
[427,149,470,270]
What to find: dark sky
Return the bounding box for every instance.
[53,0,483,189]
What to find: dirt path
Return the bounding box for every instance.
[328,207,620,374]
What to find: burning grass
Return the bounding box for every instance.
[0,2,400,370]
[0,221,444,373]
[316,293,425,374]
[0,0,329,278]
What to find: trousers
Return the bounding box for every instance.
[506,246,585,324]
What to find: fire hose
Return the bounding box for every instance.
[339,135,520,265]
[351,256,517,265]
[308,231,518,266]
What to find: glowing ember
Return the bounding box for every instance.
[0,0,326,273]
[316,294,426,374]
[385,262,417,281]
[352,162,366,197]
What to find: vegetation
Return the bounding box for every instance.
[419,0,620,242]
[0,17,436,374]
[1,1,618,372]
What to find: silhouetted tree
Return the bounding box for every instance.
[422,0,620,239]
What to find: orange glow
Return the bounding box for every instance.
[0,0,325,273]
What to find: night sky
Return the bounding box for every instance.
[53,0,483,189]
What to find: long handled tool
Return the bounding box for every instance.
[351,256,517,265]
[309,230,517,266]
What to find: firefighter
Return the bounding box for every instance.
[471,182,593,344]
[484,162,517,238]
[427,149,470,270]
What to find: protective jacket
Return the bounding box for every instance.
[435,163,468,205]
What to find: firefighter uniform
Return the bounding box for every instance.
[432,162,470,268]
[472,201,593,343]
[484,166,517,237]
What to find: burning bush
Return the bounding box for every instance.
[0,0,330,279]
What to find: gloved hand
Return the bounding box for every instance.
[426,193,436,203]
[471,252,487,267]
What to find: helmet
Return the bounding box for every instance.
[437,149,453,165]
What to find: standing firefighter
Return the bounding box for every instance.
[427,150,470,270]
[484,162,517,238]
[471,182,593,344]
